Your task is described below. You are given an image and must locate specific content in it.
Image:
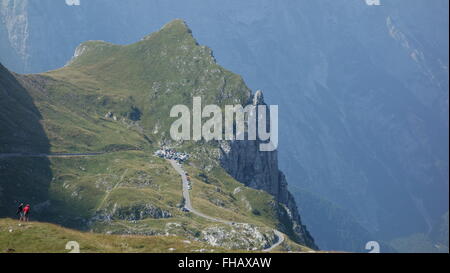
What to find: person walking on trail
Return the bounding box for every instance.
[22,204,30,222]
[16,203,24,221]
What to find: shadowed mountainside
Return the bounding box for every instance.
[0,63,53,220]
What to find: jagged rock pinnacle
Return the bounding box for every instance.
[253,90,265,105]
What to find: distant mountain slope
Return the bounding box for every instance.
[291,187,397,252]
[390,211,449,253]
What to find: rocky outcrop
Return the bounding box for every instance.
[220,91,317,249]
[201,223,277,250]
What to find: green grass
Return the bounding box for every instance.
[272,237,315,253]
[0,218,226,253]
[45,152,186,225]
[1,218,314,253]
[185,164,279,228]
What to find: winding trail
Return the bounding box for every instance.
[168,159,284,252]
[0,152,104,159]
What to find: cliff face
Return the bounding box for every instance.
[0,0,30,71]
[219,91,317,249]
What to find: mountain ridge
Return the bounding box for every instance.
[0,19,317,251]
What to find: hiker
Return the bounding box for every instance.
[22,204,30,222]
[16,203,24,221]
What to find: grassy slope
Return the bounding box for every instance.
[0,218,313,253]
[44,19,250,147]
[0,218,226,253]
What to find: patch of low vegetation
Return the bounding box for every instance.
[0,218,226,253]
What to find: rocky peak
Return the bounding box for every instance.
[253,90,265,105]
[142,19,193,41]
[162,19,192,33]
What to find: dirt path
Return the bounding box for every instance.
[168,159,284,252]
